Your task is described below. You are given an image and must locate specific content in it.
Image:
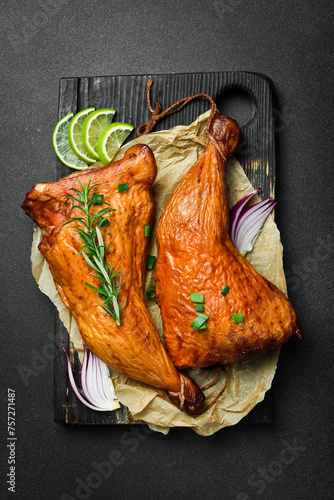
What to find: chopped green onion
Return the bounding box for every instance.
[91,193,104,204]
[198,323,207,330]
[191,313,209,330]
[231,313,244,324]
[190,293,204,304]
[195,304,204,312]
[146,284,156,299]
[117,182,128,193]
[98,217,110,228]
[221,285,230,296]
[147,255,156,270]
[144,225,150,237]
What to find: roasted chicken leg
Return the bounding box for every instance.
[155,115,303,370]
[22,145,204,413]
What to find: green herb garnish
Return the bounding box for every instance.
[195,304,204,312]
[144,225,150,237]
[221,285,230,296]
[191,313,209,330]
[91,193,104,204]
[146,284,156,300]
[117,182,128,193]
[64,180,126,325]
[190,293,205,304]
[147,255,156,270]
[231,313,244,324]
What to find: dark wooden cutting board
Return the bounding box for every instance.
[54,71,276,425]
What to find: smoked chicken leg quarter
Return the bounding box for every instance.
[22,144,205,414]
[155,115,303,370]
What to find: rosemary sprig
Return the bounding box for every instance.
[63,179,126,325]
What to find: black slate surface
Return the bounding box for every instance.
[1,1,334,499]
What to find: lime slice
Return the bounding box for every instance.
[82,108,116,160]
[68,107,96,163]
[52,114,89,170]
[96,122,135,165]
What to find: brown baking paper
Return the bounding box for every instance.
[31,111,286,436]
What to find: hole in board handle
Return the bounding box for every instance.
[216,88,257,128]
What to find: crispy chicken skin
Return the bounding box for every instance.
[155,116,303,370]
[22,145,204,413]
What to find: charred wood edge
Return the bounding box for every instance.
[54,71,275,425]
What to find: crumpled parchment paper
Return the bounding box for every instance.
[31,111,286,436]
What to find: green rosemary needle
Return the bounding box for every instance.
[63,180,126,326]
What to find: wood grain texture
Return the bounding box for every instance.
[54,71,276,425]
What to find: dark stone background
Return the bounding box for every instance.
[1,1,333,499]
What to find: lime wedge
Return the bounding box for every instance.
[68,108,96,163]
[96,122,135,165]
[82,108,116,160]
[52,114,89,170]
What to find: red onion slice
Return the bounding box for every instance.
[63,347,119,412]
[230,189,276,255]
[230,188,261,244]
